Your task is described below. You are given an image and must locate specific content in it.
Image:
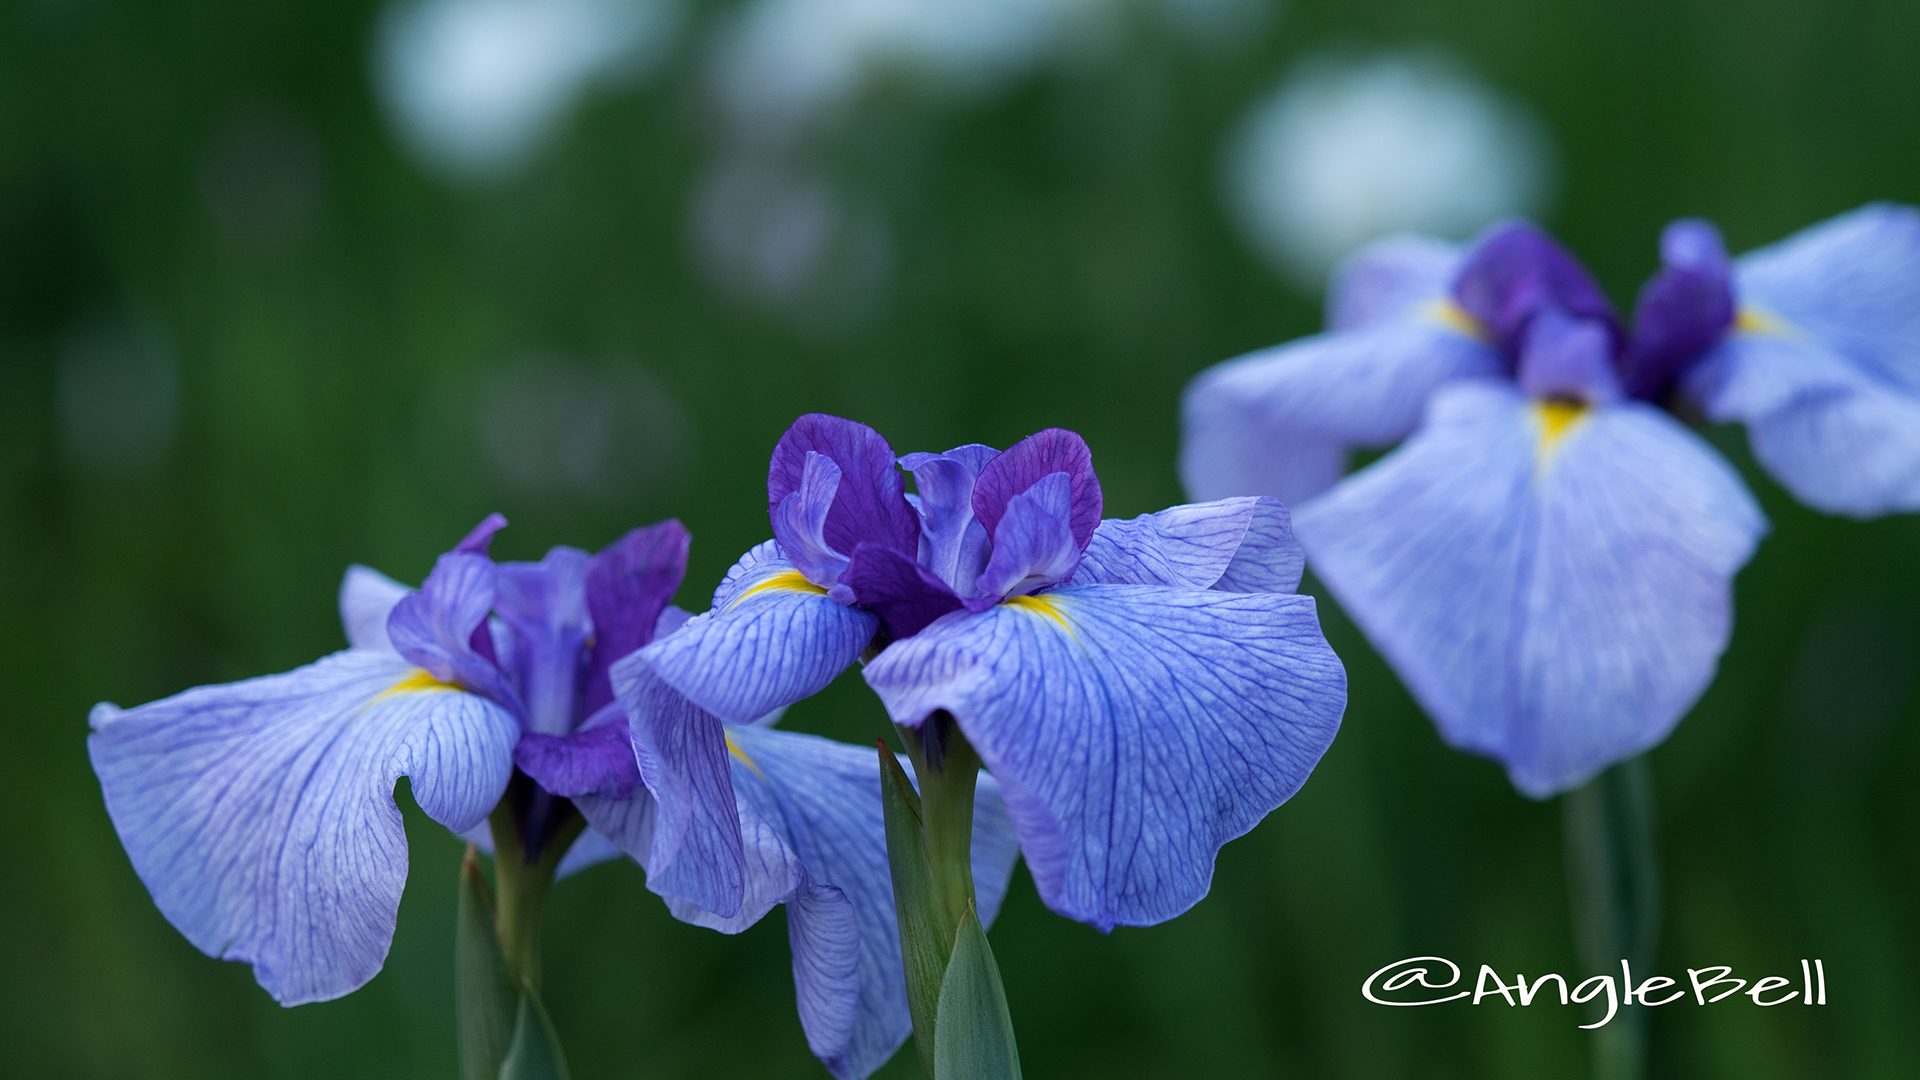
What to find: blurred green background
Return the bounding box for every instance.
[4,0,1918,1076]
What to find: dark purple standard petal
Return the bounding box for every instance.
[768,415,920,579]
[515,711,642,800]
[581,520,692,715]
[837,543,964,641]
[970,428,1103,552]
[1453,221,1621,357]
[971,472,1083,604]
[1625,219,1736,400]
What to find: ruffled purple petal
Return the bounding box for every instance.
[1453,221,1620,355]
[773,451,853,586]
[972,472,1082,603]
[581,520,691,715]
[514,709,641,800]
[1623,219,1735,399]
[769,414,920,573]
[838,542,963,642]
[970,428,1103,553]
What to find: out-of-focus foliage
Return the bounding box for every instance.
[3,0,1917,1076]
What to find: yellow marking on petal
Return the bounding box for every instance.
[728,569,828,609]
[1004,593,1074,635]
[1735,306,1793,337]
[1533,399,1590,462]
[725,731,764,779]
[1425,299,1491,342]
[376,667,461,700]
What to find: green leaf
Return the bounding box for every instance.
[932,901,1022,1080]
[456,846,516,1080]
[499,990,573,1080]
[879,741,950,1078]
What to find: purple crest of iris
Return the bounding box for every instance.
[1181,203,1920,796]
[639,414,1348,931]
[88,515,1010,1077]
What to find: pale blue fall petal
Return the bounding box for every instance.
[1179,318,1503,506]
[1070,496,1303,594]
[1685,203,1920,517]
[1294,382,1766,797]
[716,723,1020,1080]
[88,650,518,1004]
[612,659,747,918]
[641,541,878,722]
[1325,233,1460,331]
[338,565,410,651]
[864,585,1345,929]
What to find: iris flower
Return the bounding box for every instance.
[89,514,1009,1076]
[1181,204,1918,796]
[640,413,1348,931]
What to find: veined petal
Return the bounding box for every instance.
[88,650,518,1004]
[1295,382,1766,797]
[839,543,963,642]
[973,472,1082,602]
[492,547,592,736]
[339,565,409,652]
[971,428,1103,552]
[644,544,878,723]
[769,414,920,566]
[514,709,640,800]
[901,444,999,595]
[1684,203,1920,517]
[864,586,1345,929]
[1070,496,1303,594]
[387,552,518,710]
[613,661,746,918]
[1179,319,1504,506]
[581,520,691,716]
[716,724,1020,1080]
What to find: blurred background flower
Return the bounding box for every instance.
[375,0,686,180]
[3,0,1918,1076]
[1223,49,1554,290]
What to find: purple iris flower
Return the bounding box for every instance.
[639,414,1348,931]
[89,515,1004,1077]
[1181,203,1920,796]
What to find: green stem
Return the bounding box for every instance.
[905,723,981,932]
[1563,757,1660,1080]
[487,798,586,994]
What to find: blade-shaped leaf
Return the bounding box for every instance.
[880,740,949,1077]
[933,901,1022,1080]
[499,990,572,1080]
[456,846,515,1080]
